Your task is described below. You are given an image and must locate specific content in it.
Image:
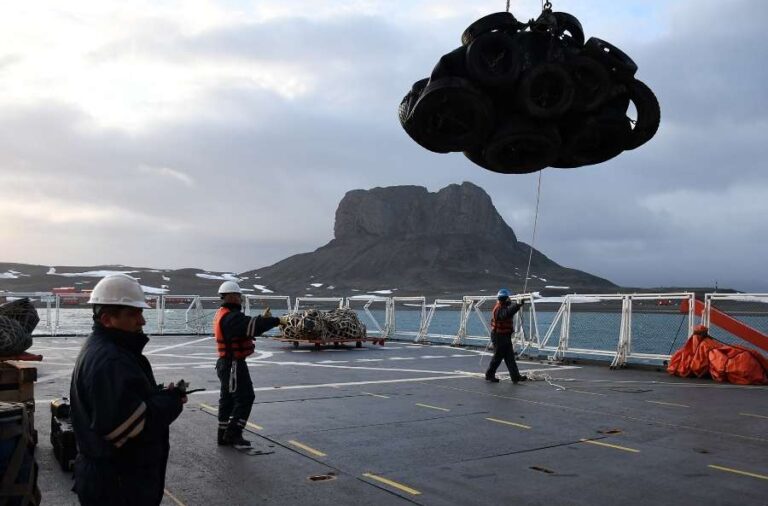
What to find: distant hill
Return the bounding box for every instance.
[242,182,616,297]
[1,182,618,298]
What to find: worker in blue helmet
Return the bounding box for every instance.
[485,288,526,383]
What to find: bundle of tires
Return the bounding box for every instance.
[282,309,366,341]
[399,9,660,173]
[0,299,40,356]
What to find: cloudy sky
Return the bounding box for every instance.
[0,0,765,291]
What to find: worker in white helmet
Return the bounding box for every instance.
[213,280,284,448]
[70,274,186,505]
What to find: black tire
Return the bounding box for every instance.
[567,55,611,112]
[463,148,494,172]
[406,77,494,153]
[554,114,629,168]
[483,118,561,173]
[514,31,560,70]
[430,46,469,80]
[552,12,584,48]
[624,78,660,150]
[466,31,522,88]
[461,12,522,46]
[517,63,575,118]
[398,78,429,127]
[584,37,638,79]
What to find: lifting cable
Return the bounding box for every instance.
[480,171,545,370]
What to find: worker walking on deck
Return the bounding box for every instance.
[70,274,187,506]
[485,288,527,383]
[214,281,283,447]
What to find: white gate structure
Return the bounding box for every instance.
[293,297,344,312]
[542,293,695,367]
[345,296,391,339]
[421,299,467,344]
[702,293,768,351]
[390,297,428,342]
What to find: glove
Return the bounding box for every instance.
[263,307,272,318]
[278,315,289,326]
[173,379,190,394]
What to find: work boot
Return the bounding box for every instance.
[485,374,500,383]
[513,375,528,385]
[223,429,252,448]
[217,428,227,446]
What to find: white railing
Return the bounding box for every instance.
[6,290,766,367]
[345,296,391,338]
[390,297,428,341]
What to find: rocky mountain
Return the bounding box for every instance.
[241,182,616,296]
[0,182,617,298]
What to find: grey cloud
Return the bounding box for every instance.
[1,1,766,291]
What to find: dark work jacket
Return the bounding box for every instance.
[70,323,183,506]
[491,301,523,336]
[216,302,280,360]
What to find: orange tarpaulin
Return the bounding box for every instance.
[668,325,768,385]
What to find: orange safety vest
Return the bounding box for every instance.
[213,306,255,359]
[490,302,514,334]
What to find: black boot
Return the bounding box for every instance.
[217,427,227,446]
[223,429,252,448]
[485,374,500,383]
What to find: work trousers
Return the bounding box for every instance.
[216,358,255,434]
[486,332,522,381]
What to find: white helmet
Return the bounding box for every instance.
[218,280,242,295]
[88,274,150,309]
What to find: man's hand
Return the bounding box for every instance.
[166,381,189,404]
[263,307,272,318]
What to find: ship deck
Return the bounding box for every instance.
[31,335,768,505]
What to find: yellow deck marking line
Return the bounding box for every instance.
[163,488,186,506]
[288,440,326,457]
[570,389,606,396]
[429,383,768,443]
[579,439,640,453]
[709,465,768,481]
[362,392,390,399]
[646,400,690,408]
[199,403,263,430]
[486,417,531,430]
[415,403,450,412]
[740,412,768,420]
[363,473,421,496]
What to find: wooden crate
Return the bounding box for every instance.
[0,362,37,403]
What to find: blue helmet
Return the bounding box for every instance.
[497,288,511,299]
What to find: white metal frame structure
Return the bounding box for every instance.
[390,297,428,342]
[345,296,392,338]
[543,293,695,367]
[293,297,344,312]
[702,293,768,328]
[422,299,466,344]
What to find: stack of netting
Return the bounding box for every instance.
[399,8,660,173]
[0,299,39,355]
[282,309,366,341]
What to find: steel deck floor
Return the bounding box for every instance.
[28,335,768,505]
